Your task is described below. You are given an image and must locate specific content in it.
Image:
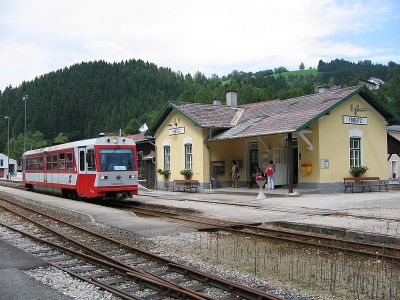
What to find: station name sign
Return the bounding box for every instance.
[169,127,185,136]
[342,115,368,125]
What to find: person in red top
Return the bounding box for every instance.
[264,160,275,190]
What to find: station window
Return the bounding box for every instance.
[349,137,361,168]
[184,144,192,170]
[164,146,170,171]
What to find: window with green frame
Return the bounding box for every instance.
[163,146,170,171]
[349,137,361,168]
[184,144,192,170]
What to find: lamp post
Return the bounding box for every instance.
[22,95,28,153]
[4,116,10,180]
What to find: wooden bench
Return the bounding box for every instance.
[343,177,388,193]
[172,179,199,192]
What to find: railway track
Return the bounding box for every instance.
[0,196,284,300]
[128,206,400,263]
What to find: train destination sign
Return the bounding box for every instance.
[169,127,185,136]
[342,115,368,125]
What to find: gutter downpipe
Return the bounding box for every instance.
[205,128,213,189]
[257,136,269,151]
[149,141,157,189]
[288,133,294,194]
[298,130,313,151]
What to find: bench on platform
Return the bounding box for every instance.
[172,179,199,192]
[343,177,388,193]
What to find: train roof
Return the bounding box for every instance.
[23,136,136,156]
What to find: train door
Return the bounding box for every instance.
[77,147,88,197]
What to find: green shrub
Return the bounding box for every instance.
[180,169,193,178]
[350,166,368,177]
[157,169,170,178]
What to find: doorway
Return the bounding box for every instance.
[282,137,299,185]
[391,160,398,178]
[292,147,299,184]
[249,142,259,180]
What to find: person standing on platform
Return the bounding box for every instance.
[249,165,262,188]
[264,160,275,190]
[231,161,239,188]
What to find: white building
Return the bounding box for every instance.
[359,77,385,90]
[0,153,17,179]
[388,125,400,179]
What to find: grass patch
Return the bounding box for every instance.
[272,69,318,78]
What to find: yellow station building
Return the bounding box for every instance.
[149,85,400,192]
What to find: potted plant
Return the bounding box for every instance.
[180,169,193,179]
[157,169,170,179]
[350,166,368,177]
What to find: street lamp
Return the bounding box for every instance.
[4,116,10,180]
[22,94,28,153]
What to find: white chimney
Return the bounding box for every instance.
[317,85,329,93]
[213,99,221,106]
[226,91,238,108]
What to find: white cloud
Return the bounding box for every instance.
[0,0,397,89]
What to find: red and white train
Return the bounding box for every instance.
[22,135,138,200]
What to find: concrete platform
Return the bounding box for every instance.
[0,240,72,300]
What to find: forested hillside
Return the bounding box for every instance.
[1,58,400,160]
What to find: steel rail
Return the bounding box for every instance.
[129,206,400,262]
[130,206,261,229]
[239,225,400,258]
[0,196,284,300]
[0,202,215,300]
[0,221,206,300]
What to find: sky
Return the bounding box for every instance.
[0,0,399,90]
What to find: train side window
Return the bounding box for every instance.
[58,153,65,170]
[46,155,52,170]
[79,150,85,171]
[66,152,73,171]
[52,154,58,170]
[39,156,44,171]
[87,149,96,171]
[33,157,39,170]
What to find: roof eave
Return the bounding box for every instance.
[148,102,207,136]
[170,102,204,128]
[147,103,173,136]
[296,85,400,131]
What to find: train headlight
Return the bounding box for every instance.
[100,175,108,180]
[129,174,135,179]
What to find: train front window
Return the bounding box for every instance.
[99,149,135,171]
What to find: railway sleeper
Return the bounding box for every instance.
[100,277,130,285]
[115,254,139,261]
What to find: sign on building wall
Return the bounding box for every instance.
[342,116,368,125]
[168,127,185,136]
[320,159,329,169]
